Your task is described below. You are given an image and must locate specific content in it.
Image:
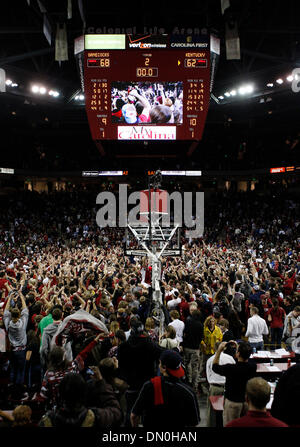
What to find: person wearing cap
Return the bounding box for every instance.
[130,350,200,428]
[245,306,269,351]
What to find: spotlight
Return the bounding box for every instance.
[224,92,230,97]
[39,87,46,94]
[276,78,283,84]
[48,90,59,97]
[267,83,274,87]
[238,84,254,95]
[286,75,293,82]
[79,94,84,100]
[218,95,224,99]
[32,85,39,93]
[230,90,237,96]
[11,83,18,87]
[5,79,12,86]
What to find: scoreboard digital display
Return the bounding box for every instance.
[81,34,210,141]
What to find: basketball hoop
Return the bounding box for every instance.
[124,170,182,338]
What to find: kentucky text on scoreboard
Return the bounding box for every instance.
[81,34,210,141]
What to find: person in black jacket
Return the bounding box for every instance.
[271,363,300,426]
[130,350,200,428]
[117,318,163,426]
[218,318,235,342]
[182,309,203,392]
[212,341,257,426]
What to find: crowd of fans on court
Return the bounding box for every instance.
[0,184,299,428]
[111,83,183,124]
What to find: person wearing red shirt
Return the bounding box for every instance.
[278,270,296,296]
[226,377,288,427]
[0,271,11,299]
[178,294,191,322]
[6,268,16,279]
[260,294,272,323]
[267,298,286,350]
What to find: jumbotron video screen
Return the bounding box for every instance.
[77,34,211,141]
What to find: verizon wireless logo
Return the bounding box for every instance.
[129,42,167,48]
[128,35,167,49]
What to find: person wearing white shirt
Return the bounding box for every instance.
[245,307,269,351]
[167,295,182,311]
[206,342,236,427]
[168,310,185,343]
[283,306,300,351]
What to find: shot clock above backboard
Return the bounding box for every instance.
[76,34,211,141]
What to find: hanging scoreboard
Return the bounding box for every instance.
[78,34,210,141]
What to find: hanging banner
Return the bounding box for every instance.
[68,0,72,19]
[221,0,230,15]
[78,0,86,28]
[225,22,240,60]
[37,0,47,13]
[55,23,68,61]
[0,69,6,93]
[43,13,52,46]
[210,34,220,92]
[0,328,6,352]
